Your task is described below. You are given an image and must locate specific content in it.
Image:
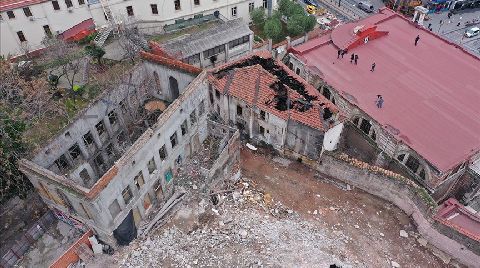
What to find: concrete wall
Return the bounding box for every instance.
[143,61,196,101]
[305,153,480,267]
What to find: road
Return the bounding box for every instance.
[297,0,383,21]
[426,9,480,55]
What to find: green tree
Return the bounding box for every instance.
[278,0,304,17]
[0,113,32,204]
[85,44,106,64]
[287,14,305,36]
[263,18,283,41]
[303,14,317,33]
[250,7,266,27]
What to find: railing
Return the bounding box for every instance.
[0,211,56,268]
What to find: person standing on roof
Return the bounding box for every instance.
[354,54,359,65]
[370,62,376,72]
[337,49,342,58]
[376,95,384,108]
[341,49,347,58]
[415,35,420,46]
[350,53,355,63]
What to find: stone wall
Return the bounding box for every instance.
[307,153,480,267]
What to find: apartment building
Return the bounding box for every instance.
[1,0,274,57]
[288,8,480,203]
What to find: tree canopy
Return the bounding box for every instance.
[263,18,283,42]
[250,7,266,27]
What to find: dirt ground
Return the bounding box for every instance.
[94,148,456,268]
[240,149,453,267]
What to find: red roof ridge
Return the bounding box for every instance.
[0,0,47,11]
[140,51,202,75]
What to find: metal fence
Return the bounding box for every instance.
[0,210,56,268]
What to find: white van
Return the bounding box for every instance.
[465,27,480,38]
[357,1,374,13]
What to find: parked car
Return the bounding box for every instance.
[464,27,480,38]
[306,5,317,14]
[304,0,319,7]
[357,1,374,12]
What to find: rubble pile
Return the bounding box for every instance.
[119,178,349,267]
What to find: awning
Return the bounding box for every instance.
[60,18,96,42]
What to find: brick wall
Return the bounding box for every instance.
[49,230,93,268]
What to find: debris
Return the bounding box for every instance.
[417,237,428,247]
[354,225,359,229]
[399,230,408,238]
[246,143,257,151]
[140,191,186,237]
[380,233,384,237]
[313,210,318,215]
[238,228,248,238]
[391,261,400,267]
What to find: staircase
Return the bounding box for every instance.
[94,26,112,47]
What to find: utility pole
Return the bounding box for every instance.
[338,0,341,7]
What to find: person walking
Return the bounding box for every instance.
[337,49,341,58]
[354,54,359,65]
[341,49,347,58]
[415,35,420,46]
[370,62,376,72]
[350,53,355,63]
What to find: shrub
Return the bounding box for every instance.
[264,18,283,42]
[250,7,266,27]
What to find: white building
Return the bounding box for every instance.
[1,0,275,58]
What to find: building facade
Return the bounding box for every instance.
[1,0,274,57]
[18,52,240,245]
[288,8,480,203]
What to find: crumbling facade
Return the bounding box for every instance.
[18,52,240,245]
[207,52,341,159]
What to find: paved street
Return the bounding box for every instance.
[425,9,480,55]
[298,0,385,21]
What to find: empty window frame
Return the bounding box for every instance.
[203,45,225,59]
[78,0,85,5]
[405,155,420,173]
[151,4,158,14]
[108,110,118,125]
[122,186,133,204]
[170,132,178,148]
[23,7,32,17]
[263,0,268,8]
[65,0,73,8]
[147,158,156,174]
[249,2,254,12]
[236,105,243,116]
[79,169,90,184]
[194,0,200,5]
[181,120,188,135]
[174,0,181,10]
[260,110,266,120]
[7,11,15,19]
[126,6,134,16]
[134,172,144,189]
[229,35,249,49]
[95,120,106,136]
[199,100,205,116]
[190,109,197,125]
[259,126,265,136]
[231,6,237,17]
[52,1,60,10]
[359,119,372,135]
[43,25,52,37]
[105,143,115,157]
[108,200,121,218]
[185,54,200,65]
[94,154,105,170]
[55,155,70,170]
[17,31,26,42]
[159,145,167,160]
[215,89,220,99]
[83,131,95,146]
[68,144,81,160]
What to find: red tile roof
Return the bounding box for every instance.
[290,8,480,173]
[140,51,202,75]
[208,51,339,131]
[434,198,480,242]
[0,0,46,11]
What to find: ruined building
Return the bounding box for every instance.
[18,51,240,245]
[208,51,341,159]
[288,8,480,207]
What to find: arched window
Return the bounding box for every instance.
[396,152,427,180]
[169,76,179,100]
[351,116,376,141]
[323,87,331,100]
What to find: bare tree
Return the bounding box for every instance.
[41,37,86,95]
[117,19,149,63]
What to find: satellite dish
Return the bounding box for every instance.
[214,10,220,18]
